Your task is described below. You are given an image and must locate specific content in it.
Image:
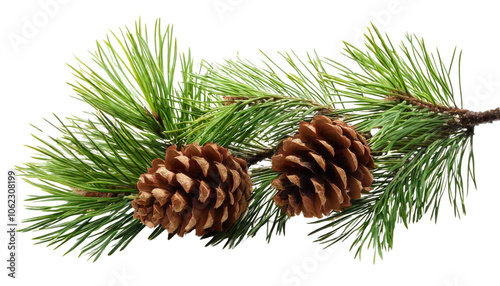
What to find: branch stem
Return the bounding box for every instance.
[388,94,500,128]
[243,148,276,166]
[460,107,500,127]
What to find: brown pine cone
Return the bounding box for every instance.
[271,115,374,218]
[131,143,252,237]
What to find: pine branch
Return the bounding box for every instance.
[18,112,160,260]
[20,19,495,262]
[198,51,341,107]
[307,25,477,259]
[69,19,208,144]
[195,24,480,259]
[19,20,210,260]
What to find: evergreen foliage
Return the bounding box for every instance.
[20,21,484,261]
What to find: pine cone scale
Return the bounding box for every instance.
[198,181,211,203]
[189,156,210,177]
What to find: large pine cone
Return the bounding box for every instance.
[131,143,252,237]
[272,115,374,218]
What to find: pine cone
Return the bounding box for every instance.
[131,143,252,237]
[271,115,374,218]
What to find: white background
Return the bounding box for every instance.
[1,1,500,285]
